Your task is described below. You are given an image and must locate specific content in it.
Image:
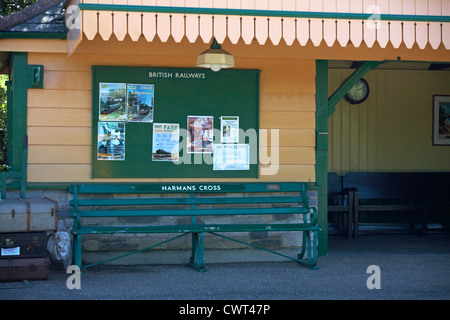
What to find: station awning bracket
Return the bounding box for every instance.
[328,61,381,117]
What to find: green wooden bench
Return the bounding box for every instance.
[69,182,321,271]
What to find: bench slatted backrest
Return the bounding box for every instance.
[328,173,343,204]
[70,182,313,218]
[342,172,422,200]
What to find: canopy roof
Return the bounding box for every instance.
[76,0,450,50]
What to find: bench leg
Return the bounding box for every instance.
[189,232,206,272]
[73,234,82,268]
[297,231,318,269]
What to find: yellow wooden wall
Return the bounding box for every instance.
[328,68,450,175]
[26,47,316,183]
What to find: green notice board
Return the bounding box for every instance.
[92,66,260,178]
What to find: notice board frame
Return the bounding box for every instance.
[91,66,260,179]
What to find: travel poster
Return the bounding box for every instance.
[127,84,154,122]
[187,116,213,153]
[433,95,450,145]
[99,83,127,121]
[152,123,180,161]
[97,122,126,160]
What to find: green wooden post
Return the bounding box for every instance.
[315,60,329,256]
[9,53,28,173]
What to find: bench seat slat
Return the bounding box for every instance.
[75,207,310,217]
[75,223,321,234]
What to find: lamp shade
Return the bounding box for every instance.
[196,39,235,72]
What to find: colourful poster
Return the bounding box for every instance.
[152,123,180,161]
[187,116,214,153]
[99,83,127,121]
[97,122,126,160]
[127,84,154,122]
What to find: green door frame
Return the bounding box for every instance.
[5,52,43,188]
[315,60,380,256]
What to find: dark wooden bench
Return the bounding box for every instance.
[328,173,354,238]
[69,182,321,271]
[342,172,450,238]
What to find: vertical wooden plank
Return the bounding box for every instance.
[336,0,350,47]
[376,0,389,48]
[367,71,377,171]
[429,0,443,49]
[402,0,415,49]
[199,0,213,43]
[227,0,241,44]
[142,0,157,41]
[268,0,282,45]
[128,0,143,41]
[213,0,227,43]
[389,0,402,48]
[309,0,323,46]
[329,71,339,173]
[296,0,310,46]
[112,0,127,41]
[349,0,363,47]
[282,0,296,45]
[363,0,376,47]
[171,13,185,42]
[98,0,113,41]
[241,0,255,44]
[443,0,450,49]
[171,0,186,43]
[415,0,428,49]
[349,99,359,171]
[156,0,171,42]
[185,0,199,43]
[323,0,337,47]
[83,0,99,40]
[255,0,269,45]
[341,97,350,172]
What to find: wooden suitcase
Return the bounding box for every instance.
[0,258,50,281]
[0,197,58,233]
[0,232,47,259]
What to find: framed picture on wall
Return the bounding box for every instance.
[433,95,450,145]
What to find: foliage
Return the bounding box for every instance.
[0,0,39,17]
[0,0,38,170]
[0,75,7,171]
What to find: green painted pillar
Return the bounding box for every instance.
[9,52,28,172]
[315,60,328,256]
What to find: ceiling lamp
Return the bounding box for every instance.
[196,38,235,72]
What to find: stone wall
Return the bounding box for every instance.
[15,188,318,265]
